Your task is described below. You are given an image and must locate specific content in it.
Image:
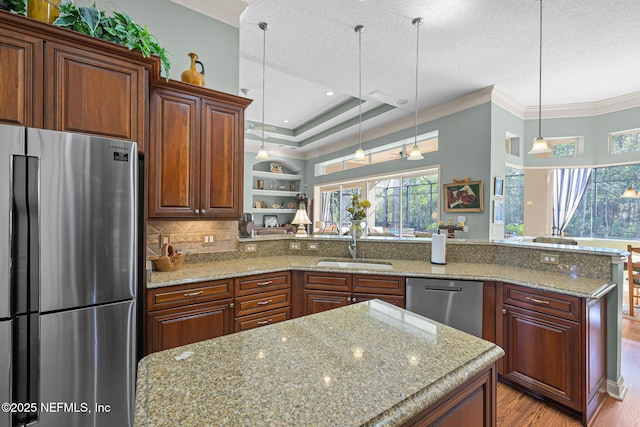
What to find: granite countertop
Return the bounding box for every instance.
[148,255,613,299]
[135,300,505,427]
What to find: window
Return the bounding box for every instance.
[505,132,520,156]
[314,131,438,176]
[316,168,439,236]
[564,164,640,239]
[533,137,579,158]
[610,128,640,154]
[504,166,524,236]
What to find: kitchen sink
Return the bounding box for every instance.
[315,260,393,270]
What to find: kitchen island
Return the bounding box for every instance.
[135,300,504,426]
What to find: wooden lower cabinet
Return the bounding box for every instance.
[147,299,234,353]
[495,282,608,425]
[146,279,234,354]
[302,272,405,315]
[233,272,292,333]
[404,365,497,427]
[502,306,581,410]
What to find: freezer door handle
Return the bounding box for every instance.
[12,314,39,426]
[11,157,40,315]
[424,286,463,292]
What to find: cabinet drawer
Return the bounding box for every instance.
[353,275,404,296]
[235,272,290,296]
[303,272,351,291]
[354,293,405,308]
[234,289,291,317]
[503,283,581,321]
[147,280,233,311]
[234,308,290,332]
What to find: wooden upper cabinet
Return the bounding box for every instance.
[0,11,159,152]
[44,42,147,150]
[200,99,244,217]
[148,80,250,219]
[0,27,43,127]
[149,88,199,216]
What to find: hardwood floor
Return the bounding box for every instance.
[497,318,640,426]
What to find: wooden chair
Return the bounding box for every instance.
[627,245,640,316]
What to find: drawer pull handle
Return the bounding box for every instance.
[257,299,273,306]
[257,320,272,325]
[257,281,273,286]
[184,291,204,297]
[526,296,550,305]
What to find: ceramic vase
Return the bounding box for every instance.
[180,52,205,86]
[27,0,61,24]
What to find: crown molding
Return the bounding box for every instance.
[522,91,640,119]
[170,0,248,28]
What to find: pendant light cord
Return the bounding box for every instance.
[413,18,423,149]
[259,22,269,150]
[538,0,543,140]
[356,25,364,151]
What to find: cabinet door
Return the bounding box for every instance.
[200,99,244,218]
[148,88,200,217]
[147,299,233,353]
[44,42,147,150]
[304,290,349,315]
[503,306,581,410]
[0,28,42,127]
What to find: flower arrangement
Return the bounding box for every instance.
[346,194,371,222]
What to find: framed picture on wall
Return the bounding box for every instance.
[494,177,504,197]
[493,200,505,224]
[264,215,278,228]
[443,181,483,212]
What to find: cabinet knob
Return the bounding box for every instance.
[501,308,507,314]
[347,297,352,302]
[201,209,206,214]
[229,303,235,308]
[352,297,357,303]
[194,209,200,214]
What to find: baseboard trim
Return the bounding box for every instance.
[607,376,628,401]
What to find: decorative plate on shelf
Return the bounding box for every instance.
[287,201,295,209]
[269,162,283,173]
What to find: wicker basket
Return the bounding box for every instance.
[150,243,185,272]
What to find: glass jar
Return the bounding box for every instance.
[27,0,61,24]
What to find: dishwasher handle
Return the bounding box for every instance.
[423,286,462,292]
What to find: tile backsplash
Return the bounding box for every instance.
[147,220,238,257]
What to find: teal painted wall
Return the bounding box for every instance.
[306,103,493,240]
[79,0,239,93]
[523,106,640,168]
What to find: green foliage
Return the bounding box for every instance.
[28,2,172,76]
[5,0,26,15]
[505,223,524,236]
[346,194,370,222]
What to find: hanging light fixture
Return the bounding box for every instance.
[407,17,425,161]
[255,22,270,161]
[621,184,638,198]
[528,0,552,155]
[353,25,367,162]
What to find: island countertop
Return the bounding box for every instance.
[135,300,504,427]
[148,255,614,299]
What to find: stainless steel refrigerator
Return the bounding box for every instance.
[0,125,138,427]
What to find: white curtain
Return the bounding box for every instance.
[552,168,592,236]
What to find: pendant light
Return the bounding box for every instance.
[407,17,424,161]
[255,22,270,161]
[353,25,367,162]
[528,0,552,155]
[621,184,638,198]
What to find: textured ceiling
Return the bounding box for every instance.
[209,1,640,155]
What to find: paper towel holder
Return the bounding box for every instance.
[431,231,447,265]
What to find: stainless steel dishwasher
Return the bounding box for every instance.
[405,278,483,338]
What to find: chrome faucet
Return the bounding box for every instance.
[348,228,357,259]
